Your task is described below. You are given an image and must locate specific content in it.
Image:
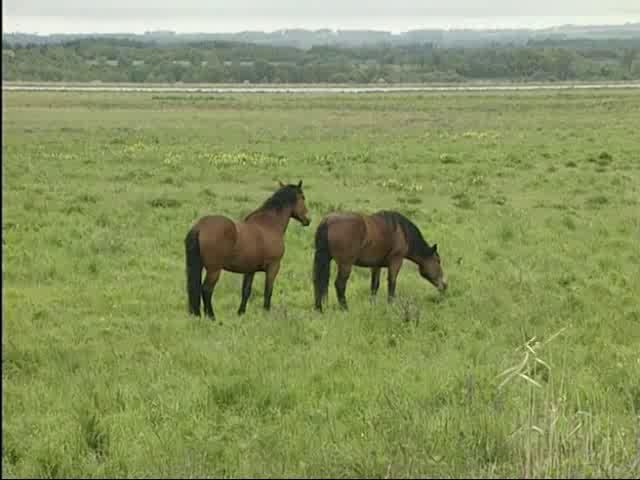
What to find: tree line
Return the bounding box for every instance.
[3,38,639,84]
[4,23,640,49]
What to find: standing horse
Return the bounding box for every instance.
[184,181,310,319]
[312,210,447,312]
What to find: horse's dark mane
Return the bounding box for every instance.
[375,210,434,258]
[245,184,300,220]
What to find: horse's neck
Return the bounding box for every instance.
[246,208,291,234]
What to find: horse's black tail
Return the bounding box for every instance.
[313,220,332,311]
[184,227,203,316]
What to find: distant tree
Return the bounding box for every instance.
[550,49,575,80]
[622,48,639,73]
[254,60,275,82]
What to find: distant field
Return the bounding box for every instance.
[2,89,640,478]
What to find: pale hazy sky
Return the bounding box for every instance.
[3,1,640,34]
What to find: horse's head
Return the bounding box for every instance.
[418,244,448,292]
[280,180,311,226]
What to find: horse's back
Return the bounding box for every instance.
[322,211,366,235]
[193,215,238,265]
[320,211,400,266]
[194,214,236,233]
[319,212,368,259]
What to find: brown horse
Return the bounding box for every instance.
[184,181,310,319]
[312,210,447,311]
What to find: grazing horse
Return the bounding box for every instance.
[184,181,310,319]
[312,210,447,312]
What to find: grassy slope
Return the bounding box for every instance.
[2,90,640,478]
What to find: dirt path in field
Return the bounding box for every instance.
[3,82,640,94]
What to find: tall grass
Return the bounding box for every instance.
[499,328,639,478]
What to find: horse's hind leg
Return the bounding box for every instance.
[202,269,221,320]
[335,262,352,310]
[237,272,255,316]
[370,267,381,299]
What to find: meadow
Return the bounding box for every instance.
[2,88,640,478]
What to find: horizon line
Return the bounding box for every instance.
[3,18,640,37]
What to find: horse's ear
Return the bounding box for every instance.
[298,180,303,188]
[278,180,285,188]
[432,243,438,253]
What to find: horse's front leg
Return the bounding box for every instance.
[263,260,281,311]
[387,256,403,302]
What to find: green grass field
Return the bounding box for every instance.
[2,89,640,478]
